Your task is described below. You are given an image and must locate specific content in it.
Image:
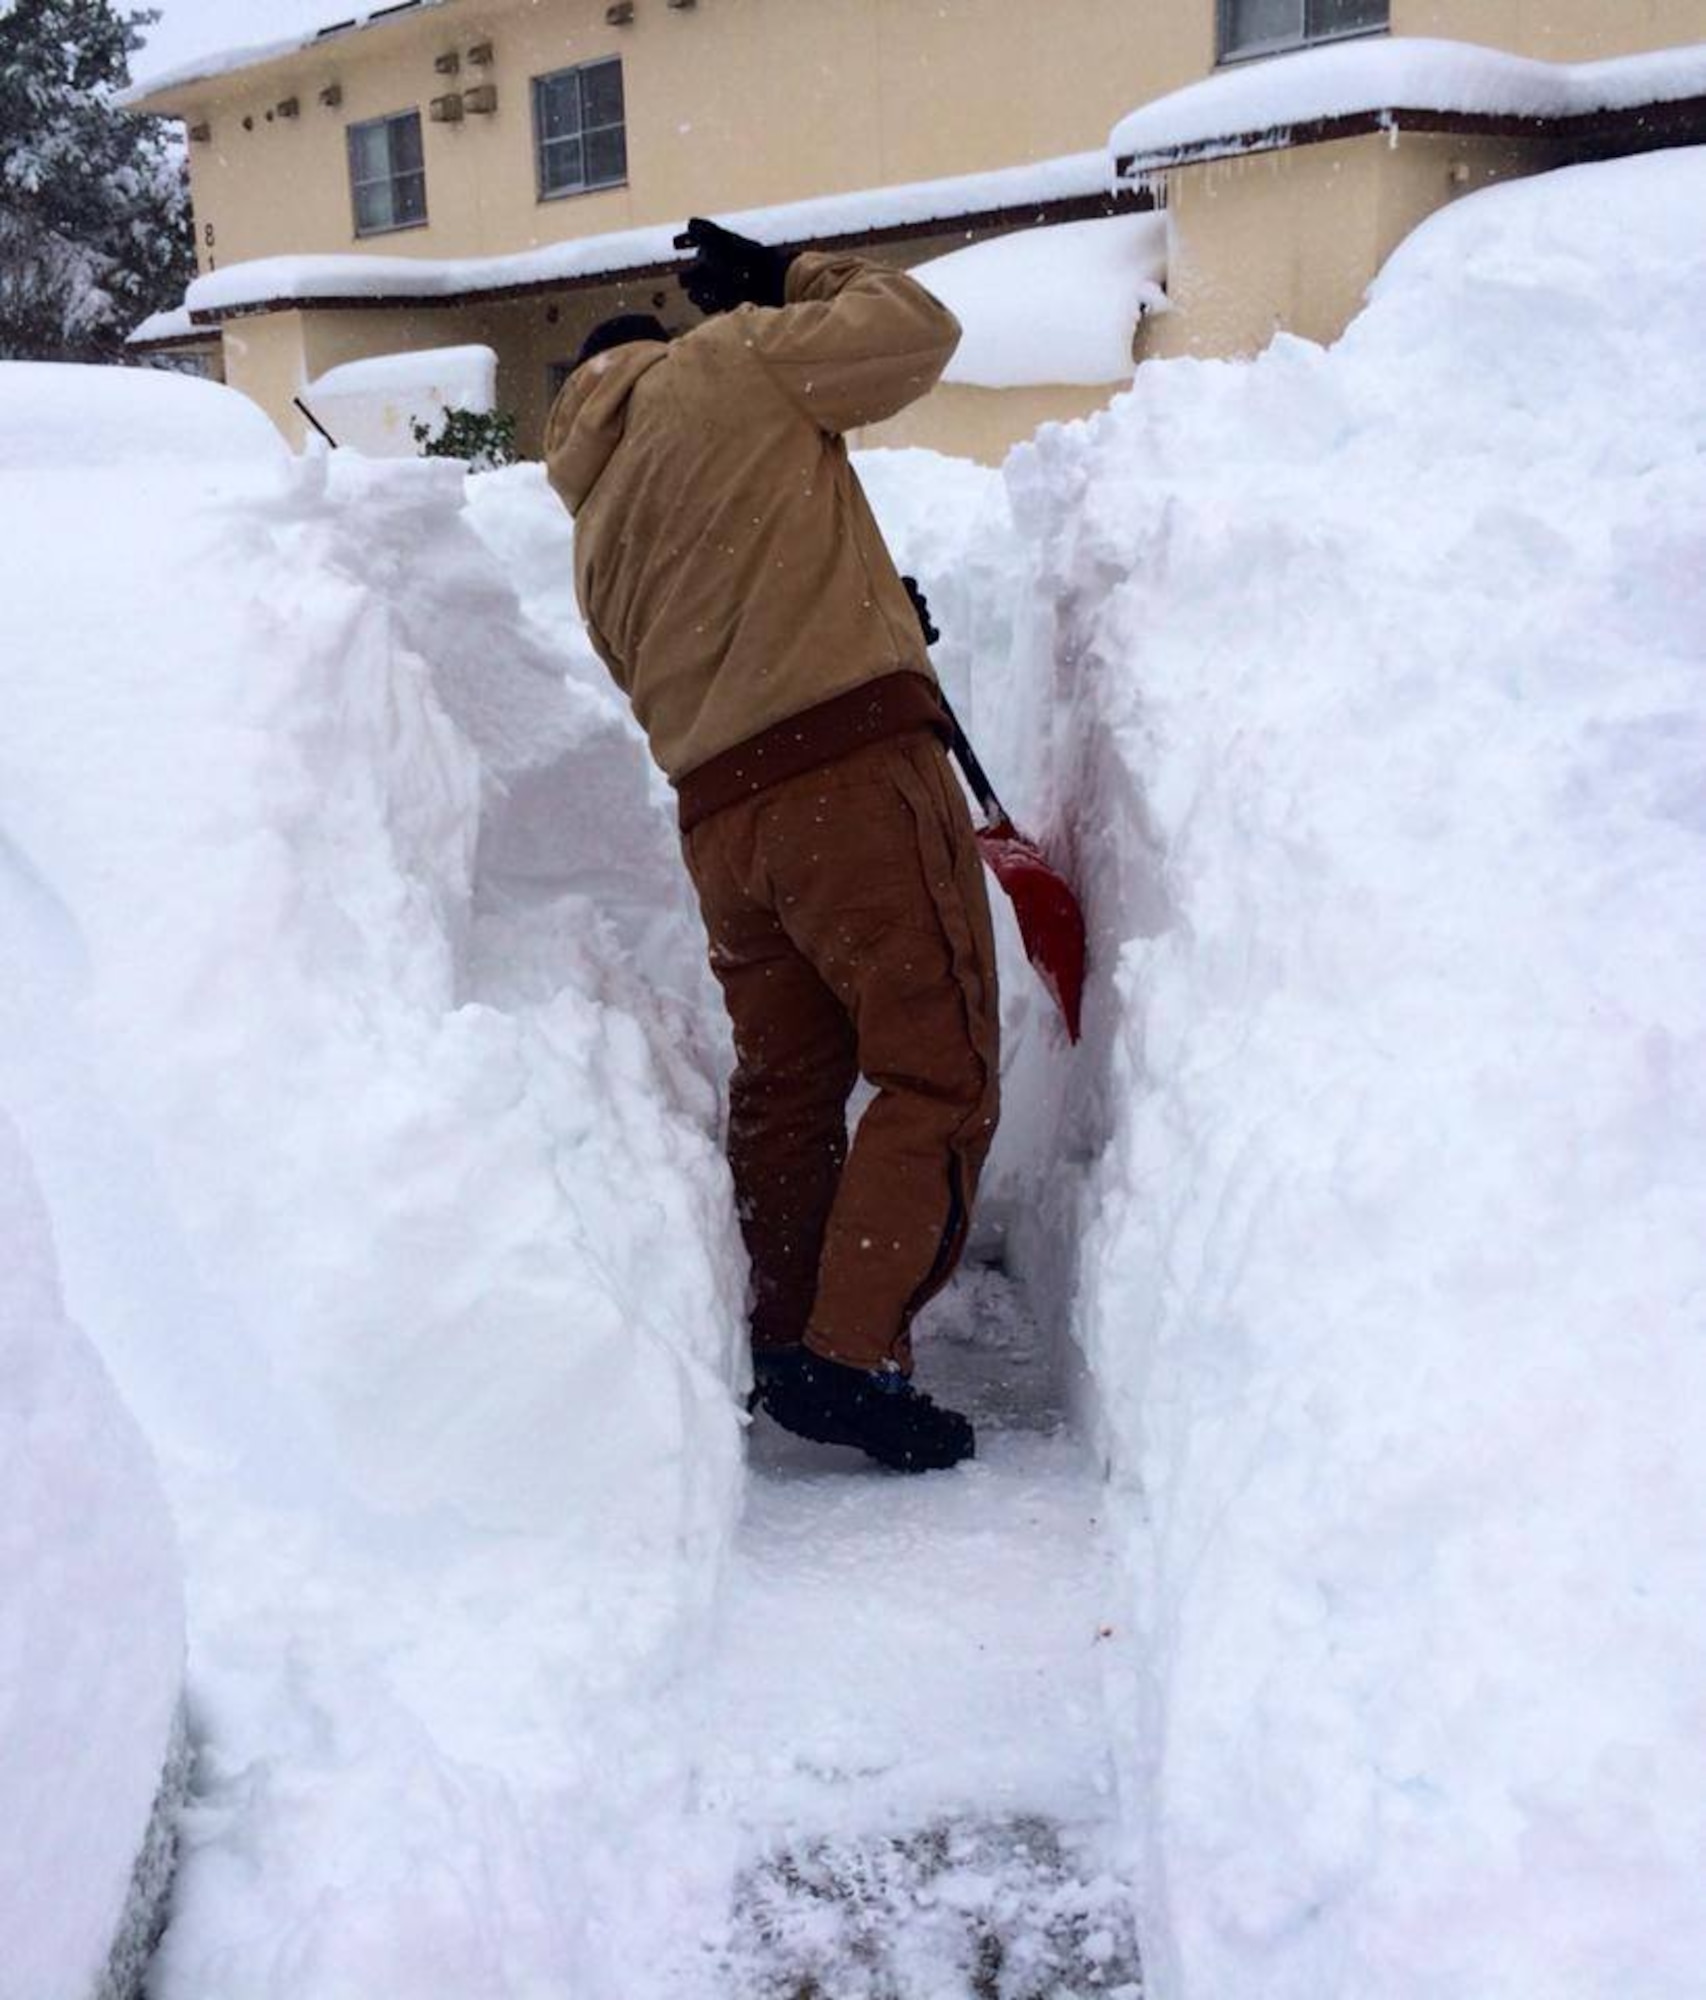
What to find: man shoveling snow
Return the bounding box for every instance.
[544,219,999,1473]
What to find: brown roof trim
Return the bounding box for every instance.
[186,186,1152,327]
[1114,91,1706,177]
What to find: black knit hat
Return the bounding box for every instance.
[574,312,672,371]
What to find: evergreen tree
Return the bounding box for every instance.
[0,0,195,362]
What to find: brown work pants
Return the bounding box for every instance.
[683,729,1000,1374]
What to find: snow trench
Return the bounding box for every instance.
[8,142,1706,2000]
[2,386,1136,1998]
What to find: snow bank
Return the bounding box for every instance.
[0,379,740,1538]
[0,1111,183,2000]
[1,371,747,1994]
[997,145,1706,2000]
[1112,35,1706,165]
[913,215,1166,389]
[304,343,497,456]
[0,361,282,469]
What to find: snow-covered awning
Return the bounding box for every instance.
[912,215,1167,390]
[126,306,221,351]
[178,153,1145,327]
[1111,36,1706,176]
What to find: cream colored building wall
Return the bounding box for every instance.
[231,269,700,451]
[855,383,1113,466]
[224,302,509,447]
[218,311,315,445]
[155,0,1211,276]
[1396,0,1706,60]
[1139,129,1572,363]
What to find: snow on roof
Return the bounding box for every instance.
[182,152,1121,321]
[1111,35,1706,169]
[126,306,206,348]
[913,214,1167,390]
[121,0,454,105]
[307,342,497,400]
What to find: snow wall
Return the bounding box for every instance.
[0,366,743,1543]
[972,147,1706,2000]
[0,1111,184,2000]
[0,365,748,1995]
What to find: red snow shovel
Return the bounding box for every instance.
[903,579,1085,1041]
[940,693,1086,1043]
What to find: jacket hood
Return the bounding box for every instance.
[544,340,672,514]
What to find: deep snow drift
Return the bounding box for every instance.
[0,368,747,1995]
[0,1112,183,2000]
[986,147,1706,2000]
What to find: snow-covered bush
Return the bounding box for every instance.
[0,0,195,362]
[412,405,519,471]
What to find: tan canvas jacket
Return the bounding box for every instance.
[544,252,961,784]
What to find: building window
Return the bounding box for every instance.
[533,58,627,200]
[1218,0,1388,62]
[348,110,427,236]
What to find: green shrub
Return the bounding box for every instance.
[411,406,519,472]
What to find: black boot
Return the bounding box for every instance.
[754,1348,975,1473]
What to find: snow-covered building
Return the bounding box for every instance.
[121,0,1706,461]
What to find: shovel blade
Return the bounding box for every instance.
[975,821,1086,1043]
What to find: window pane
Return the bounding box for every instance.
[1222,0,1303,52]
[355,181,393,232]
[535,59,625,198]
[581,59,624,129]
[393,170,427,226]
[349,121,389,180]
[1309,0,1387,33]
[542,136,585,193]
[536,73,583,143]
[350,111,426,232]
[584,124,626,187]
[388,110,423,172]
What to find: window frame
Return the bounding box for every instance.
[532,56,628,203]
[1215,0,1389,66]
[347,108,428,238]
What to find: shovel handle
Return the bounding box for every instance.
[937,691,1008,831]
[293,396,339,448]
[902,579,1007,828]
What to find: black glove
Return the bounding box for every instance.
[901,575,940,647]
[672,216,795,316]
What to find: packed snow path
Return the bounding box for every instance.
[669,1265,1144,1999]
